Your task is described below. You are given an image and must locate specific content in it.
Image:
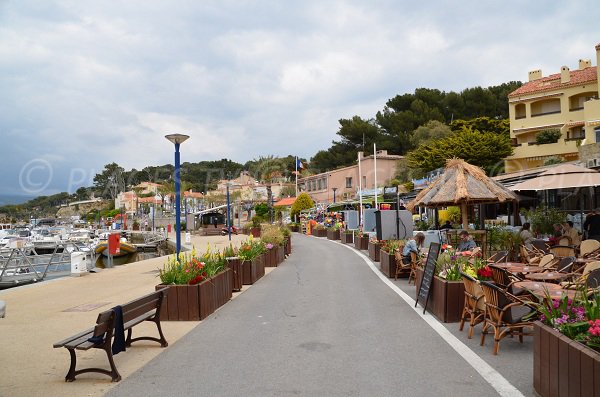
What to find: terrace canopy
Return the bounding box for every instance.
[510,164,600,191]
[407,159,517,228]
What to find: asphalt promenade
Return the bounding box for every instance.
[106,234,535,397]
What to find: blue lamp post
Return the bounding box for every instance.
[165,133,190,261]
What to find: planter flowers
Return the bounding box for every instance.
[238,236,266,284]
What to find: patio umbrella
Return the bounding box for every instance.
[510,163,600,191]
[407,159,517,228]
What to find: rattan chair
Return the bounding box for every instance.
[520,245,542,264]
[394,249,415,281]
[479,281,536,355]
[579,239,600,258]
[488,264,525,296]
[550,245,576,259]
[561,261,600,290]
[459,272,486,339]
[487,251,508,263]
[538,253,557,269]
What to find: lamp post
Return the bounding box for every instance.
[165,133,190,261]
[332,187,337,204]
[226,172,232,241]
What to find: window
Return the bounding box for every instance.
[595,127,600,143]
[346,177,352,188]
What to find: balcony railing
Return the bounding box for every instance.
[531,110,561,117]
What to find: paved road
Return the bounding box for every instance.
[107,234,505,397]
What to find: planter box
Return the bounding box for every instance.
[341,232,353,244]
[285,235,292,255]
[327,229,340,240]
[264,248,275,267]
[354,236,369,250]
[276,245,285,264]
[289,225,300,233]
[313,228,327,237]
[242,254,265,285]
[380,250,400,278]
[415,268,465,323]
[534,321,600,397]
[156,268,232,321]
[368,241,381,262]
[226,257,243,292]
[250,227,261,237]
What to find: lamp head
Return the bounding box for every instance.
[165,134,190,145]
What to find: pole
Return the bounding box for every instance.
[295,156,298,197]
[374,143,378,209]
[226,182,231,241]
[174,142,182,261]
[358,152,363,226]
[152,201,155,232]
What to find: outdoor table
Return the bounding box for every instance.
[506,264,544,274]
[514,281,576,300]
[489,262,525,269]
[524,272,569,283]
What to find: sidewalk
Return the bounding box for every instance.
[0,233,251,397]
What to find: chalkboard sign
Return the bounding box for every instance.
[415,242,441,314]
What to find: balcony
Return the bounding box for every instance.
[531,110,561,117]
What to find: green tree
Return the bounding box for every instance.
[411,120,452,147]
[250,156,285,223]
[450,117,510,136]
[406,128,513,174]
[291,192,314,221]
[93,163,126,199]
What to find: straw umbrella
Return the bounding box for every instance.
[407,159,517,228]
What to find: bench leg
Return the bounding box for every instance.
[126,318,168,348]
[104,347,122,382]
[65,349,77,382]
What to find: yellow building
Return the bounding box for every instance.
[505,43,600,173]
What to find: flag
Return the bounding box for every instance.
[296,158,304,170]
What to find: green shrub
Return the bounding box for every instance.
[535,129,561,144]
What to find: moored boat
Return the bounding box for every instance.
[94,239,137,257]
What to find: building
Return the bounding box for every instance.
[298,150,403,204]
[209,171,294,203]
[505,43,600,172]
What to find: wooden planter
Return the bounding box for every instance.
[354,236,369,250]
[264,248,275,267]
[289,225,300,232]
[415,268,465,323]
[534,321,600,397]
[242,254,265,285]
[250,227,261,237]
[313,228,327,237]
[276,245,285,264]
[327,229,340,240]
[380,250,399,278]
[285,235,292,255]
[368,241,380,262]
[341,232,353,244]
[226,257,243,292]
[156,268,232,321]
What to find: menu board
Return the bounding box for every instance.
[415,242,441,314]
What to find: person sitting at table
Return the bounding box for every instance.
[401,232,425,264]
[519,222,534,249]
[440,220,452,230]
[456,230,477,252]
[561,221,581,246]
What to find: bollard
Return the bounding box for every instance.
[71,252,88,277]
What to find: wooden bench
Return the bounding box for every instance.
[53,290,168,382]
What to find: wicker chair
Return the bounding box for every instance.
[459,272,486,339]
[520,245,542,264]
[538,253,557,269]
[579,239,600,258]
[561,261,600,290]
[550,245,576,259]
[394,249,415,281]
[479,281,536,355]
[557,236,573,246]
[487,250,508,263]
[488,264,525,296]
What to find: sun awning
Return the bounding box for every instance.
[510,163,600,190]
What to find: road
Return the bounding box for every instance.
[106,234,531,397]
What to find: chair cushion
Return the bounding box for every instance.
[503,305,534,324]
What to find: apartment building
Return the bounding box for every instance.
[298,150,403,204]
[505,43,600,172]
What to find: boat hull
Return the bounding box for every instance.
[94,242,137,257]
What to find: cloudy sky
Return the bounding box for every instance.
[1,0,600,198]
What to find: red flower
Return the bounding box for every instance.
[477,266,493,278]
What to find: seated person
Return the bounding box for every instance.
[401,232,425,264]
[519,222,534,249]
[456,230,477,252]
[439,220,452,230]
[561,221,581,246]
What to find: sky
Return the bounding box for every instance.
[1,0,600,199]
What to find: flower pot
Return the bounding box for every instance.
[415,268,465,323]
[327,229,340,240]
[276,245,285,264]
[285,235,292,255]
[534,321,600,397]
[379,250,399,278]
[368,241,380,262]
[354,235,369,250]
[250,227,261,238]
[211,268,233,308]
[265,248,276,267]
[226,257,243,292]
[313,228,327,237]
[289,225,300,232]
[341,232,353,244]
[242,254,265,285]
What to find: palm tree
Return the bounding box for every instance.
[250,156,284,223]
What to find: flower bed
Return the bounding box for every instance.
[380,249,398,278]
[242,255,265,284]
[313,227,327,237]
[368,240,380,262]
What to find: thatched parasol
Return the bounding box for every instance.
[407,159,517,228]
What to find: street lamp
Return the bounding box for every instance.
[332,187,337,204]
[226,172,232,241]
[165,133,190,261]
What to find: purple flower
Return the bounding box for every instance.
[266,243,273,250]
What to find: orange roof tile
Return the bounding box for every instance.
[508,67,597,98]
[184,191,204,198]
[274,197,296,207]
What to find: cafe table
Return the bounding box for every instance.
[506,264,544,274]
[524,271,570,283]
[514,281,577,300]
[489,262,525,269]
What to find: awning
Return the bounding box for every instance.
[510,163,600,191]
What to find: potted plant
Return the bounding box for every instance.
[250,216,262,237]
[238,237,266,284]
[261,225,285,267]
[312,224,327,237]
[280,226,292,255]
[341,229,354,244]
[353,230,369,250]
[326,224,340,240]
[288,222,300,233]
[379,240,404,278]
[533,291,600,397]
[156,247,232,321]
[223,244,242,292]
